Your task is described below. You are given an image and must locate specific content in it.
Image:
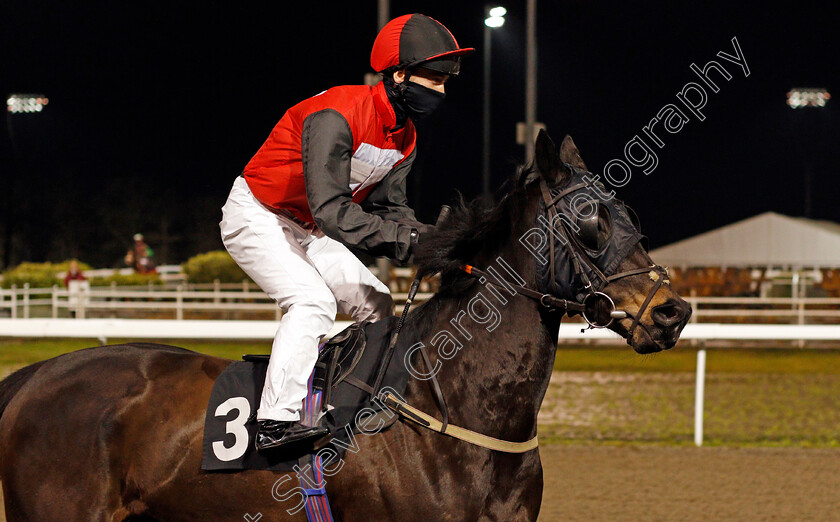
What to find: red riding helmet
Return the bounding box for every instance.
[371,14,474,76]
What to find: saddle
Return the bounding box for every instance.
[202,316,408,471]
[244,316,406,439]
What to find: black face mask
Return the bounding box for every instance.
[383,76,445,126]
[402,80,445,122]
[383,77,408,128]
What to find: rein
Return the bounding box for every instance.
[377,177,671,453]
[461,264,585,312]
[373,207,539,453]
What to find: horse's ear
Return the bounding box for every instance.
[559,135,588,171]
[535,129,568,185]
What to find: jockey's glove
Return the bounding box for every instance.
[410,224,436,246]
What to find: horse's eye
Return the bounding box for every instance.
[575,201,612,252]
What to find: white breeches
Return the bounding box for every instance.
[220,176,394,421]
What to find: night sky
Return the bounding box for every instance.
[2,1,837,268]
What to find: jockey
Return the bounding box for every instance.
[220,14,472,451]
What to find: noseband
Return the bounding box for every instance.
[461,176,671,342]
[375,178,671,453]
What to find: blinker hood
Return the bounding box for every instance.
[534,169,645,302]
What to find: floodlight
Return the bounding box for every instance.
[6,94,49,114]
[485,16,505,28]
[786,88,830,109]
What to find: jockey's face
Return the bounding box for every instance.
[393,68,449,94]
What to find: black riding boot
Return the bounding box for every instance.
[255,420,329,451]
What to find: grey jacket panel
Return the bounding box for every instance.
[302,109,415,263]
[360,149,422,227]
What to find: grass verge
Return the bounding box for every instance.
[1,339,838,447]
[0,338,270,377]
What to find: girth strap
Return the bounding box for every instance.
[381,392,539,454]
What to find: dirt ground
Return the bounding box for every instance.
[537,445,840,521]
[2,445,838,521]
[537,371,840,445]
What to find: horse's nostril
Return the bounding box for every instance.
[651,302,685,327]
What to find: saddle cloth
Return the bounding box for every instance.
[201,316,409,471]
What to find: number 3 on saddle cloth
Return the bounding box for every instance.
[201,316,408,473]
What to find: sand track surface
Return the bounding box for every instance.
[538,445,840,521]
[3,445,838,521]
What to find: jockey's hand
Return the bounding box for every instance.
[407,206,449,269]
[407,224,436,267]
[410,224,436,248]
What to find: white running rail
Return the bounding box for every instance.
[1,319,840,447]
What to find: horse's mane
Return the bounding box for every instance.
[403,165,536,344]
[413,164,535,296]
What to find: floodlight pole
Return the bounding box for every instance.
[3,94,49,269]
[524,0,537,162]
[374,0,392,292]
[377,0,389,30]
[786,88,829,218]
[2,113,15,270]
[482,18,492,197]
[482,7,506,197]
[804,169,812,218]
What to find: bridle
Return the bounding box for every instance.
[374,174,672,453]
[460,262,668,339]
[461,174,671,342]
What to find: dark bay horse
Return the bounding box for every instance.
[0,132,690,521]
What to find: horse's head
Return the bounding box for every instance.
[524,130,691,353]
[414,130,690,353]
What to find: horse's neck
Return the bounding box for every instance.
[403,254,559,442]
